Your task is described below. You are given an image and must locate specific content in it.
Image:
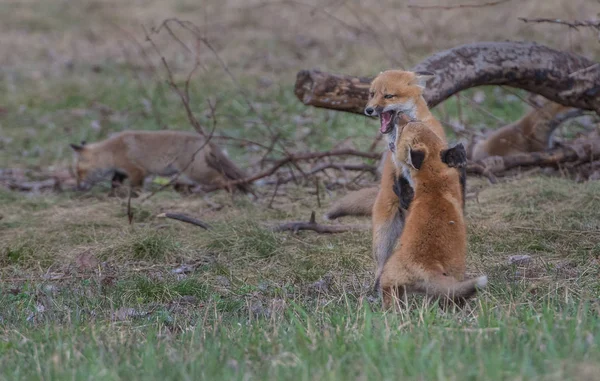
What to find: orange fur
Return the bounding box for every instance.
[472,101,572,161]
[367,70,447,280]
[379,122,486,309]
[70,130,249,193]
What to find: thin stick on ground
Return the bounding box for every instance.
[157,213,212,230]
[408,0,512,10]
[272,211,369,234]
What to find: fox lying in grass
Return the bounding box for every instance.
[70,130,250,193]
[378,121,487,309]
[471,99,573,161]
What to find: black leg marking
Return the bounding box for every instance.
[459,166,466,209]
[111,172,128,188]
[393,175,414,211]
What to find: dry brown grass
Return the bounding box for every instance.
[1,0,598,80]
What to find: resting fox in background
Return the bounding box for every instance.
[471,99,572,161]
[70,130,250,193]
[379,122,487,309]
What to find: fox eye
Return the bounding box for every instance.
[369,92,375,98]
[384,94,394,99]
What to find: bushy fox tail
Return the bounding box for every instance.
[421,273,488,301]
[324,187,379,220]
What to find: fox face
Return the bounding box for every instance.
[394,122,466,175]
[70,143,113,190]
[364,70,434,135]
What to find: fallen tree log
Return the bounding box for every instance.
[295,41,600,115]
[474,138,600,175]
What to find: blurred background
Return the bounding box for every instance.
[1,0,598,170]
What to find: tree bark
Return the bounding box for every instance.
[294,41,600,115]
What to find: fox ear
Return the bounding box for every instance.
[70,143,85,152]
[413,71,435,89]
[407,147,426,170]
[440,143,467,168]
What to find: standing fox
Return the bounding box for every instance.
[70,130,250,193]
[379,122,487,309]
[471,100,573,161]
[362,70,451,282]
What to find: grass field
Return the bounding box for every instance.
[1,1,600,380]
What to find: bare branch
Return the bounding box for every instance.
[519,18,600,31]
[200,149,381,192]
[408,0,511,10]
[272,211,368,234]
[143,25,206,137]
[263,163,378,185]
[157,213,212,230]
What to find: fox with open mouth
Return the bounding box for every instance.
[365,70,443,153]
[365,70,450,286]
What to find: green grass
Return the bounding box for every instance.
[2,177,600,380]
[1,295,600,380]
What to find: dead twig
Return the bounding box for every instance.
[519,18,600,31]
[157,213,212,230]
[143,25,206,137]
[264,162,378,186]
[152,18,308,177]
[272,211,368,234]
[408,0,511,10]
[201,149,380,191]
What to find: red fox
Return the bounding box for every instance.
[364,70,449,281]
[471,100,572,161]
[70,130,250,193]
[379,122,487,309]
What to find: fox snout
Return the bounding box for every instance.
[364,105,383,116]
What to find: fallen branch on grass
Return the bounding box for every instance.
[294,42,600,115]
[466,162,498,184]
[157,213,212,230]
[271,211,368,234]
[474,139,600,175]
